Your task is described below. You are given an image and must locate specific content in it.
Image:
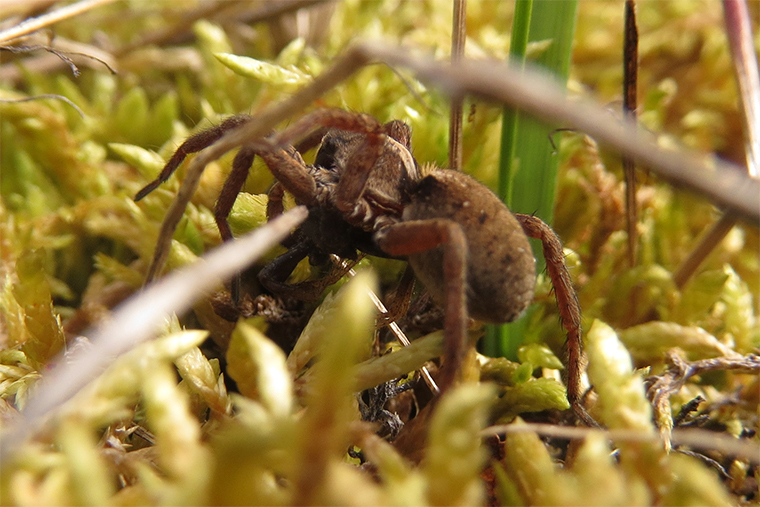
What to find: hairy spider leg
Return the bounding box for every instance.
[269,109,389,213]
[515,213,590,423]
[214,143,313,301]
[266,181,287,220]
[374,264,416,329]
[258,246,359,300]
[134,115,252,202]
[375,219,468,393]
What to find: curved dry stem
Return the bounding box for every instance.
[0,0,117,43]
[0,93,84,117]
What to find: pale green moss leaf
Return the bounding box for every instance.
[676,268,730,323]
[620,321,738,363]
[175,346,229,415]
[585,320,653,431]
[165,238,200,272]
[517,343,564,370]
[0,348,40,411]
[1,273,31,349]
[226,319,293,418]
[275,37,307,67]
[661,454,734,507]
[570,433,649,506]
[424,383,495,506]
[141,361,211,503]
[503,419,569,505]
[292,273,376,504]
[287,290,340,374]
[720,265,758,352]
[14,251,66,367]
[492,377,570,423]
[479,356,521,386]
[492,463,523,507]
[93,253,143,287]
[511,362,534,384]
[108,143,166,180]
[353,331,443,392]
[115,87,150,144]
[228,192,269,235]
[358,434,426,506]
[214,53,310,88]
[208,414,293,506]
[55,418,114,506]
[194,20,233,55]
[150,91,180,146]
[603,265,678,324]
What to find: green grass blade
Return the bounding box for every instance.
[484,0,578,359]
[497,0,533,205]
[510,0,578,223]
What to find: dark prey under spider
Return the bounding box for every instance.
[135,108,582,399]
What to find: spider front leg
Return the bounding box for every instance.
[214,145,256,302]
[215,143,315,302]
[375,219,468,393]
[134,115,252,202]
[266,181,287,220]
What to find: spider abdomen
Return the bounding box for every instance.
[403,169,536,323]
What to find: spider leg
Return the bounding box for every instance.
[332,122,418,215]
[134,115,251,201]
[375,264,415,329]
[266,181,286,220]
[135,48,378,286]
[213,144,256,302]
[258,241,310,296]
[375,219,468,393]
[514,213,590,423]
[258,243,358,301]
[269,109,396,214]
[215,142,316,302]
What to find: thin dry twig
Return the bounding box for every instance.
[362,44,760,221]
[1,41,117,75]
[483,422,760,464]
[0,37,118,82]
[622,0,639,268]
[672,210,741,288]
[0,93,84,117]
[0,0,58,20]
[341,260,440,395]
[0,0,116,43]
[115,0,327,55]
[448,0,466,171]
[724,0,760,177]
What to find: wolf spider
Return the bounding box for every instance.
[135,106,581,400]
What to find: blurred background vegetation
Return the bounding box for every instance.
[0,1,757,505]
